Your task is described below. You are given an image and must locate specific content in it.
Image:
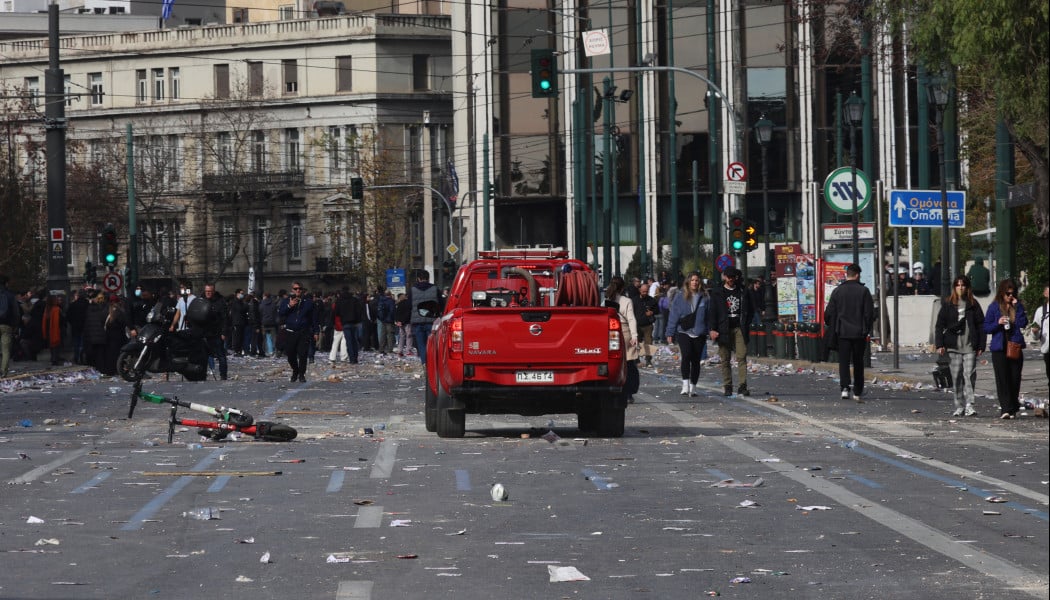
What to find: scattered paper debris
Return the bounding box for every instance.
[548,565,590,582]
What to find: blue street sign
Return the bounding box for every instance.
[888,189,966,228]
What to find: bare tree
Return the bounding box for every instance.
[1,85,51,283]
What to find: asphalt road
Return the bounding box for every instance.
[1,352,1047,600]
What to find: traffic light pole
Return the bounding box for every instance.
[44,4,70,296]
[562,66,743,260]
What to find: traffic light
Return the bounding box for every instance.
[744,221,758,252]
[101,223,118,267]
[530,48,557,98]
[350,177,364,200]
[730,215,747,253]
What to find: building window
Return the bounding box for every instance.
[217,132,232,172]
[89,139,104,166]
[232,7,248,22]
[285,128,300,171]
[252,131,266,173]
[248,61,263,97]
[166,135,180,184]
[24,77,39,106]
[328,126,342,183]
[64,75,72,107]
[407,125,422,181]
[89,73,104,105]
[136,70,147,103]
[278,5,294,19]
[214,64,230,99]
[253,216,270,266]
[347,125,360,170]
[336,56,352,92]
[220,217,235,261]
[282,60,298,94]
[169,67,180,100]
[288,216,302,260]
[153,68,165,102]
[412,54,429,91]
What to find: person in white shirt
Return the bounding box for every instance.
[1031,284,1050,386]
[175,283,197,331]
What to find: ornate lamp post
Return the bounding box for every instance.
[845,91,865,266]
[926,74,951,282]
[754,115,775,319]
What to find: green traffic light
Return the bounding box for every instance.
[105,253,116,264]
[731,241,744,250]
[540,80,551,90]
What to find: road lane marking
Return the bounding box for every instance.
[259,386,307,420]
[208,475,231,493]
[327,470,345,493]
[121,449,222,531]
[370,440,397,478]
[70,471,111,494]
[354,505,383,528]
[7,448,91,485]
[737,396,1049,506]
[335,580,373,600]
[455,469,471,491]
[650,399,1050,598]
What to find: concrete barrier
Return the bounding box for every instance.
[882,295,941,346]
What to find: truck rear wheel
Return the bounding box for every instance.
[577,409,596,432]
[436,408,465,438]
[595,406,625,438]
[424,381,438,432]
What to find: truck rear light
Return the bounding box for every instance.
[450,318,463,355]
[608,317,621,353]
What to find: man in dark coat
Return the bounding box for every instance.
[66,289,90,365]
[335,288,363,364]
[707,267,754,396]
[824,264,875,402]
[197,284,229,380]
[277,281,317,382]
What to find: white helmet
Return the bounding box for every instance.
[913,261,924,272]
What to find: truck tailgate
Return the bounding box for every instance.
[460,307,613,365]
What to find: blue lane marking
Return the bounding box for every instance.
[207,475,231,493]
[326,470,345,493]
[259,386,306,420]
[121,450,222,531]
[835,438,1048,521]
[455,469,471,491]
[846,474,883,489]
[581,469,612,490]
[70,472,111,494]
[706,468,734,481]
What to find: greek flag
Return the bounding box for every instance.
[445,159,459,210]
[161,0,175,20]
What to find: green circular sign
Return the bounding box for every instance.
[823,167,871,215]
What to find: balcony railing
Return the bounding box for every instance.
[202,171,304,192]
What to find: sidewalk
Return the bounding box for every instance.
[747,346,1049,406]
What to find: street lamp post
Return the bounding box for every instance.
[754,115,775,319]
[846,91,865,266]
[926,75,951,284]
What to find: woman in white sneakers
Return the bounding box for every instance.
[666,273,710,397]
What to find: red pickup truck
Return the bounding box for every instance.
[423,248,628,438]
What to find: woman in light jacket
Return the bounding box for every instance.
[605,276,639,403]
[982,278,1027,418]
[666,272,709,397]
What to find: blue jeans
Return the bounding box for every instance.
[343,324,360,363]
[412,323,431,365]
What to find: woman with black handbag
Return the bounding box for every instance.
[934,275,985,417]
[666,272,709,397]
[983,279,1028,419]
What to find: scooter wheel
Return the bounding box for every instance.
[255,422,297,442]
[116,351,145,382]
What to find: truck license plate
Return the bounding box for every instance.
[515,370,554,383]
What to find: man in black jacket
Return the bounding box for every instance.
[335,287,363,364]
[708,267,753,396]
[824,264,874,402]
[197,284,229,380]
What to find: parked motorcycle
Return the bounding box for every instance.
[117,300,210,382]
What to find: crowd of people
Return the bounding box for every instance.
[0,273,441,382]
